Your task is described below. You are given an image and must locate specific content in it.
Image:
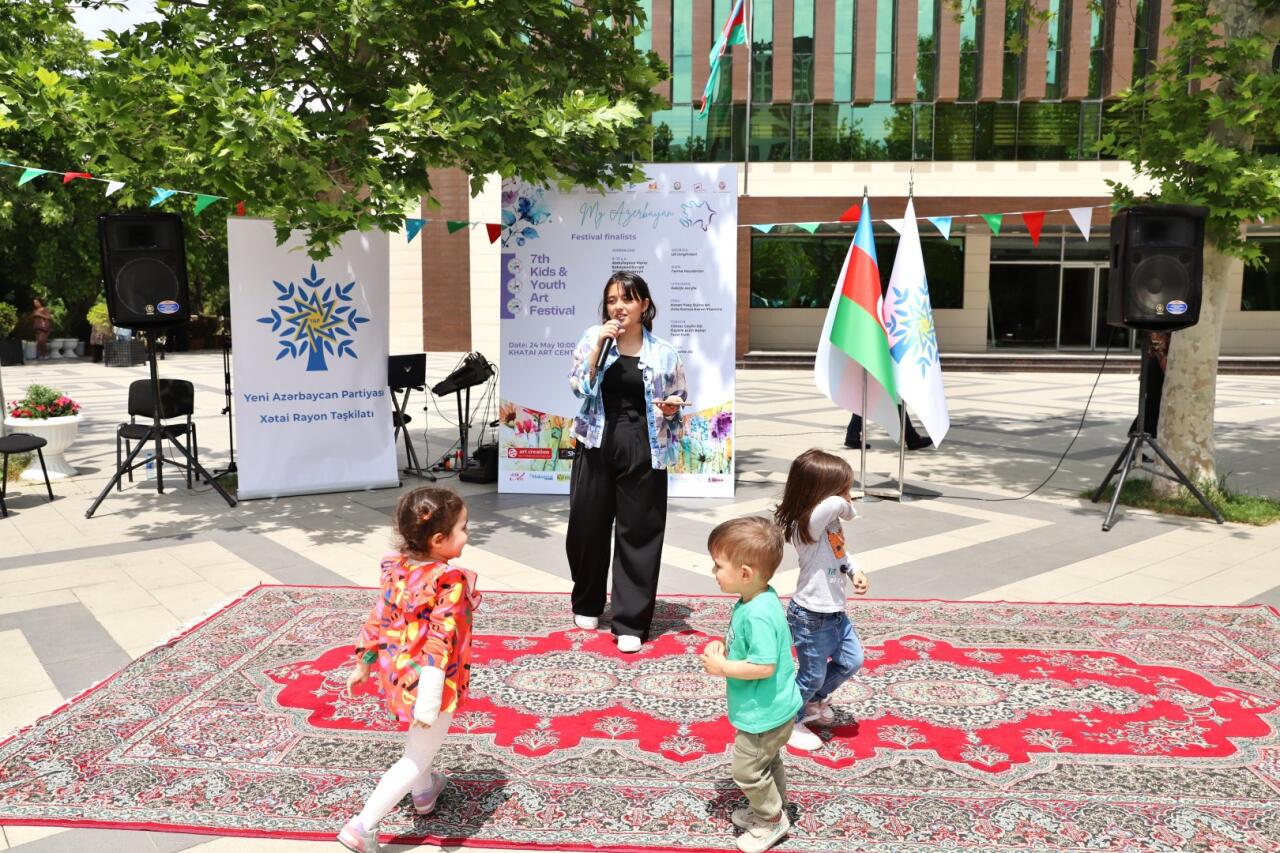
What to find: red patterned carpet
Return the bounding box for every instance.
[1,586,1278,851]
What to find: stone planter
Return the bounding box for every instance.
[53,338,77,358]
[3,414,82,479]
[21,340,36,361]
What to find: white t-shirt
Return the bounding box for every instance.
[789,495,858,613]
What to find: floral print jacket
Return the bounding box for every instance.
[356,556,481,724]
[568,325,687,469]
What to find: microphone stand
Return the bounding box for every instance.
[206,315,237,480]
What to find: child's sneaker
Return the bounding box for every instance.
[730,806,755,830]
[411,771,448,815]
[337,817,381,853]
[787,722,823,751]
[799,701,823,724]
[817,696,836,725]
[736,809,791,853]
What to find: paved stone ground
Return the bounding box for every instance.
[1,352,1278,852]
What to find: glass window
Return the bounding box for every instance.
[1081,100,1103,157]
[751,234,965,308]
[1017,101,1082,159]
[958,5,980,100]
[813,103,855,160]
[749,104,792,161]
[875,0,896,102]
[753,0,774,103]
[706,103,735,161]
[792,104,813,159]
[1063,229,1111,260]
[794,0,815,103]
[651,108,696,161]
[672,2,693,104]
[635,0,653,52]
[835,0,855,100]
[1242,237,1280,310]
[1044,0,1066,99]
[917,0,937,100]
[913,102,934,159]
[989,264,1060,347]
[933,103,976,159]
[991,231,1063,261]
[974,103,1017,159]
[1088,6,1106,99]
[1002,5,1023,100]
[850,103,914,160]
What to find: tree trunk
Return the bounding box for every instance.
[1153,239,1240,495]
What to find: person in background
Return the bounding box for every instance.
[844,407,932,451]
[30,298,52,359]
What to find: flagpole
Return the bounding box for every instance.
[743,0,753,197]
[894,175,913,501]
[859,375,868,495]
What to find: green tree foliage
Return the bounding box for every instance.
[7,0,665,257]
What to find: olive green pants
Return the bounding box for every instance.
[731,718,794,820]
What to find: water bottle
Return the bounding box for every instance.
[143,450,156,480]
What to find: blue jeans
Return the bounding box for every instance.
[786,600,864,720]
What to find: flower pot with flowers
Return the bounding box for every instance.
[4,384,83,479]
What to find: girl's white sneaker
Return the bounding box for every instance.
[787,723,823,751]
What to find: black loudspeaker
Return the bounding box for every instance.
[98,212,191,329]
[1107,204,1207,331]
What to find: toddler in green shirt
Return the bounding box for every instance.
[701,516,803,853]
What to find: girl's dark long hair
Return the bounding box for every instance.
[599,271,656,331]
[393,487,466,560]
[774,449,854,545]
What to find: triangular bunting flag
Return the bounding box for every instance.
[18,168,49,185]
[796,222,821,234]
[405,218,425,243]
[235,201,246,216]
[446,220,469,234]
[149,187,178,207]
[62,172,92,184]
[485,223,502,244]
[750,224,775,233]
[981,213,1003,235]
[927,216,952,240]
[105,180,125,196]
[1068,207,1093,242]
[884,218,905,235]
[193,194,220,215]
[1022,211,1046,246]
[839,201,862,223]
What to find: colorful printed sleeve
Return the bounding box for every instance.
[416,568,468,673]
[354,561,396,654]
[568,326,603,399]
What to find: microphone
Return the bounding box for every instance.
[594,337,614,374]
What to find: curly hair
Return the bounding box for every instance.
[393,487,466,560]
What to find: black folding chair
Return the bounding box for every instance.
[116,378,199,489]
[0,433,54,518]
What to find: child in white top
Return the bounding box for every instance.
[773,449,869,752]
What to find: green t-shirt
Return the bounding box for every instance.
[724,586,803,733]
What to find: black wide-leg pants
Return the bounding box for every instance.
[566,414,668,640]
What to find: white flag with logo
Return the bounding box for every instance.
[882,198,950,445]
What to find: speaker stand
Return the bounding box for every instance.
[86,330,237,518]
[1090,334,1223,531]
[205,319,237,481]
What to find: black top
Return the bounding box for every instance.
[602,355,646,423]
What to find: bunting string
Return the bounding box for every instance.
[0,157,1123,245]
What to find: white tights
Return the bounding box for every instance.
[356,710,453,829]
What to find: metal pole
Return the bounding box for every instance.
[896,405,907,499]
[859,374,867,494]
[743,0,753,197]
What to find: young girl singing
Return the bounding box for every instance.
[338,487,481,853]
[773,449,869,752]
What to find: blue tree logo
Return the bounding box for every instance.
[258,264,369,372]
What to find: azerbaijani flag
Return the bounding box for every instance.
[699,0,747,117]
[815,195,902,440]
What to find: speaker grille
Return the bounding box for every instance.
[115,257,181,317]
[1130,255,1190,317]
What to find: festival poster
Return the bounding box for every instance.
[228,219,398,500]
[497,165,737,497]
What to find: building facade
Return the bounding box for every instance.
[393,0,1280,361]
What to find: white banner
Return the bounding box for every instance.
[498,165,737,497]
[228,219,398,500]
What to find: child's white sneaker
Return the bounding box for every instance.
[616,634,642,653]
[337,817,381,853]
[817,696,836,725]
[787,722,823,751]
[573,614,599,630]
[799,701,823,724]
[736,810,791,853]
